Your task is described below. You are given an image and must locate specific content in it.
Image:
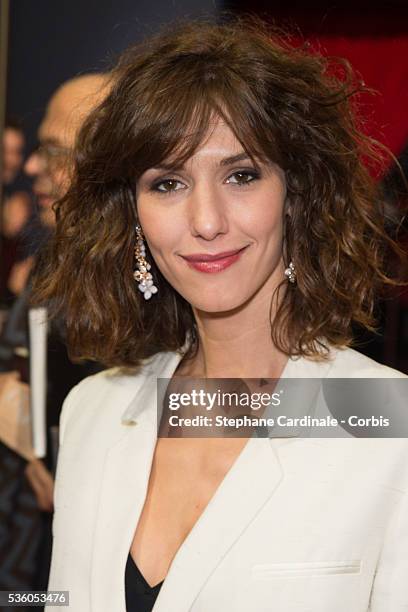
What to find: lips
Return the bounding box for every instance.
[181,247,247,262]
[180,246,249,273]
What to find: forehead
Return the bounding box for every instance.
[140,125,250,182]
[160,118,246,170]
[38,77,109,147]
[133,99,274,179]
[38,87,96,147]
[183,120,242,159]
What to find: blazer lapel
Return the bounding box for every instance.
[153,435,284,612]
[90,351,185,612]
[90,377,158,612]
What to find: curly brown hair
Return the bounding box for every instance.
[31,15,406,368]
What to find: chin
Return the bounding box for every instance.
[183,290,252,315]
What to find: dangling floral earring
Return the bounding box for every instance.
[133,224,158,300]
[284,261,296,284]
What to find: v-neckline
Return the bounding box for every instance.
[127,552,165,590]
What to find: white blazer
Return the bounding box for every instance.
[47,345,408,611]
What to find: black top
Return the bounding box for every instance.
[125,553,164,612]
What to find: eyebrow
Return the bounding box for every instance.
[151,151,254,172]
[220,152,253,166]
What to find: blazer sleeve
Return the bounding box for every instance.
[58,381,83,447]
[48,381,84,595]
[368,489,408,610]
[51,382,83,521]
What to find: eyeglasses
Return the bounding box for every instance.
[33,143,72,170]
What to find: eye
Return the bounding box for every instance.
[225,169,260,186]
[150,178,186,194]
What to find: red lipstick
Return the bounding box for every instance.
[180,246,248,273]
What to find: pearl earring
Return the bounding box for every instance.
[284,261,296,284]
[133,225,158,300]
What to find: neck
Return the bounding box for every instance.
[180,283,289,379]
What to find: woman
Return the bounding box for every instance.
[32,17,408,612]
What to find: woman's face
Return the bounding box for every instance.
[136,118,287,314]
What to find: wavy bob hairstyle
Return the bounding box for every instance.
[32,16,404,368]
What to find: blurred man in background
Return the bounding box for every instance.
[25,73,109,227]
[0,72,109,600]
[24,72,109,509]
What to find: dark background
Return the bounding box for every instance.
[224,0,408,35]
[6,0,218,151]
[7,0,408,154]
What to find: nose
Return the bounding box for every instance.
[24,152,42,177]
[188,182,228,241]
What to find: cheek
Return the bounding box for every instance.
[136,200,180,260]
[236,192,285,253]
[52,169,70,195]
[262,210,284,252]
